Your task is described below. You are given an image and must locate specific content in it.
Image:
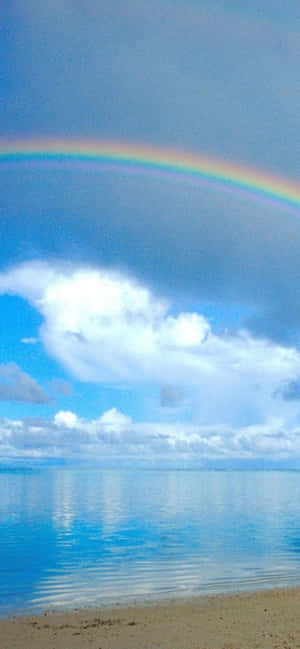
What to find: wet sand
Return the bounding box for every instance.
[1,587,300,648]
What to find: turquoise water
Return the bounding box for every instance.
[1,468,300,616]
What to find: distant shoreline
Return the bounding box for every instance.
[1,585,300,648]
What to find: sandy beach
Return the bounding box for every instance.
[1,587,300,649]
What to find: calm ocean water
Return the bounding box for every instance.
[1,468,300,616]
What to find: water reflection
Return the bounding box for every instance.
[1,469,300,615]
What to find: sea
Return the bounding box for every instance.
[1,467,300,617]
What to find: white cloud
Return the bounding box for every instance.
[21,337,38,345]
[54,410,79,428]
[1,408,300,464]
[1,260,300,427]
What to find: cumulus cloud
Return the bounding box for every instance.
[1,408,300,464]
[21,337,38,345]
[54,410,79,428]
[2,260,300,426]
[0,363,50,404]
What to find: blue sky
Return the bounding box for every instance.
[0,0,299,465]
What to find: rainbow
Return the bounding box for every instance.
[0,138,299,209]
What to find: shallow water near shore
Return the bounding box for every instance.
[2,467,300,616]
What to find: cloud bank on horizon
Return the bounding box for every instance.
[2,406,300,466]
[0,0,299,464]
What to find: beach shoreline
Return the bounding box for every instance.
[1,585,300,648]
